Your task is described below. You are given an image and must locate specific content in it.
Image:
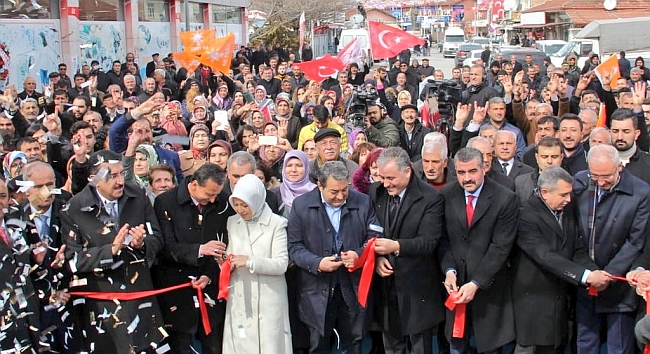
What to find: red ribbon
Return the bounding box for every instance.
[218,255,233,301]
[70,281,212,335]
[348,238,377,307]
[444,292,466,338]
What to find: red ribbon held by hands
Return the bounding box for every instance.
[348,238,377,307]
[69,281,212,335]
[218,255,233,301]
[444,292,466,338]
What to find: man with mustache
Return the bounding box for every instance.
[308,127,358,184]
[440,147,518,354]
[60,150,166,353]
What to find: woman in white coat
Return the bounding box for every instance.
[223,173,292,353]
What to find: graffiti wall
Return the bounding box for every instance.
[79,22,127,71]
[0,20,60,89]
[138,22,172,58]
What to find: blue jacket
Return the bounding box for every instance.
[288,188,378,335]
[109,112,183,182]
[573,168,650,312]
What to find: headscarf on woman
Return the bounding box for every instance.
[300,102,316,123]
[229,174,267,222]
[348,129,365,154]
[189,124,210,161]
[134,144,159,187]
[212,83,233,111]
[254,85,274,121]
[259,144,286,164]
[3,151,26,179]
[279,151,315,210]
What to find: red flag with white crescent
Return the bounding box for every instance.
[294,54,346,82]
[368,21,424,59]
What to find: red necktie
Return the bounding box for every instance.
[466,195,475,227]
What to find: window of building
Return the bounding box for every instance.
[139,0,170,22]
[80,0,124,21]
[179,2,202,24]
[0,0,57,19]
[212,5,241,24]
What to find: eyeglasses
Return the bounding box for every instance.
[109,170,128,179]
[587,172,616,181]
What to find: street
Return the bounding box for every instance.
[373,50,459,79]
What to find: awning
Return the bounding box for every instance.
[513,22,570,28]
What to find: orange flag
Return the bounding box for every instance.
[179,29,216,55]
[596,103,607,128]
[200,32,235,74]
[593,54,621,86]
[173,51,202,74]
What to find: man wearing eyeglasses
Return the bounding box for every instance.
[572,143,650,354]
[60,149,166,353]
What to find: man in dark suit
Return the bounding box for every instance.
[513,166,608,353]
[492,130,534,180]
[60,150,166,353]
[288,161,378,354]
[369,147,445,354]
[153,163,230,354]
[610,108,650,185]
[146,53,160,78]
[466,136,516,191]
[572,144,650,354]
[0,179,45,352]
[440,147,518,354]
[16,162,73,352]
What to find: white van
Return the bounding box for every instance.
[442,27,466,58]
[338,28,373,62]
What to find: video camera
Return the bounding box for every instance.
[425,79,462,128]
[346,86,379,128]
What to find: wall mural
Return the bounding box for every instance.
[138,22,172,58]
[0,21,60,89]
[79,22,127,72]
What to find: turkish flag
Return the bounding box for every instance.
[369,21,425,59]
[294,54,346,82]
[492,0,504,19]
[200,32,235,75]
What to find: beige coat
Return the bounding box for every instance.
[223,205,292,353]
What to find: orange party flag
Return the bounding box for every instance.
[173,51,202,74]
[596,103,607,128]
[593,54,621,86]
[180,29,216,55]
[200,32,235,74]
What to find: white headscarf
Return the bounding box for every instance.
[229,174,267,221]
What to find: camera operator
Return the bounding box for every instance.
[365,101,400,148]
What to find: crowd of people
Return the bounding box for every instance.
[2,41,650,354]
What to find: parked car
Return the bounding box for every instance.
[455,43,483,67]
[463,49,484,67]
[471,37,490,46]
[491,47,547,68]
[534,40,567,56]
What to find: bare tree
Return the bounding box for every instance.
[249,0,355,42]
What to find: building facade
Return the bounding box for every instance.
[0,0,248,87]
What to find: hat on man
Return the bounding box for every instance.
[400,104,418,112]
[313,128,341,142]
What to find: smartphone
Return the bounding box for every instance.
[258,135,278,146]
[214,111,229,131]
